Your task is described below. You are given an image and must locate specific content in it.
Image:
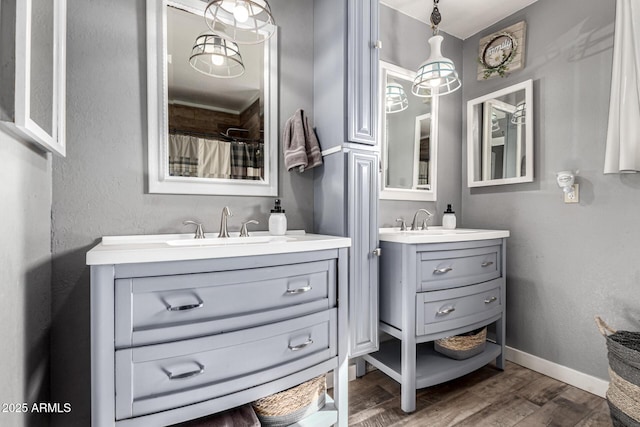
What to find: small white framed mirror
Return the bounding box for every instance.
[379,61,438,201]
[0,0,67,156]
[147,0,278,196]
[467,79,533,187]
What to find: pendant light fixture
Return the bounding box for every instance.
[511,101,526,124]
[385,82,409,113]
[189,33,245,78]
[204,0,276,45]
[412,0,461,97]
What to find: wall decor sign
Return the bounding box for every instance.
[477,21,526,80]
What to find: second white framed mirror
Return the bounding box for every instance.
[467,79,533,187]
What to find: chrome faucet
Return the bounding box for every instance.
[218,206,232,238]
[411,209,433,230]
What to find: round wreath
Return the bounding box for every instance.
[478,32,518,79]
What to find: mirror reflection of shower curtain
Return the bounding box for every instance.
[168,134,263,179]
[604,0,640,174]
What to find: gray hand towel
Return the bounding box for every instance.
[283,110,308,171]
[283,109,323,172]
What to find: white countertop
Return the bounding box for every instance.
[86,230,351,265]
[378,227,509,244]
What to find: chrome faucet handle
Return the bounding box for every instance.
[395,218,407,231]
[421,216,432,230]
[183,220,205,239]
[239,220,259,237]
[411,209,433,230]
[218,206,232,238]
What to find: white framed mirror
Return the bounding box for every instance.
[467,79,533,187]
[379,61,438,201]
[147,0,278,196]
[0,0,67,156]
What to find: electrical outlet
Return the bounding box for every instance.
[564,184,579,203]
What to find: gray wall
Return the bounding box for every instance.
[0,129,51,427]
[379,5,463,227]
[51,0,315,424]
[461,0,640,380]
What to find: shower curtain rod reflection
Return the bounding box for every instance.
[169,128,264,144]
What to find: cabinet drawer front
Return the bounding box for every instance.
[418,246,500,291]
[115,310,337,420]
[115,260,335,347]
[416,279,502,336]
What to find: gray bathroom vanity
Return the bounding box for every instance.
[363,228,509,412]
[87,231,350,427]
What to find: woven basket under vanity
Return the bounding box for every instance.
[596,317,640,426]
[434,327,487,360]
[252,375,326,427]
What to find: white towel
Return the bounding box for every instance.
[604,0,640,173]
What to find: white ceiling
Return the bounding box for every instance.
[380,0,540,40]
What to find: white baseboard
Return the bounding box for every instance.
[325,364,357,390]
[505,346,609,398]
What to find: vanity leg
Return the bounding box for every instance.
[495,315,506,370]
[355,357,366,378]
[400,336,417,413]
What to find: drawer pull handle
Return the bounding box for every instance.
[286,285,312,295]
[288,339,314,351]
[166,301,204,312]
[484,296,498,304]
[433,267,453,275]
[436,307,455,316]
[481,261,494,267]
[166,362,205,380]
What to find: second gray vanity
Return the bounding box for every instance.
[363,228,509,413]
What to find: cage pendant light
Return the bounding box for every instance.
[189,33,245,78]
[511,101,526,124]
[204,0,276,45]
[386,83,409,113]
[412,0,461,97]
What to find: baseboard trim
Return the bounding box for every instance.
[505,346,609,398]
[326,364,357,390]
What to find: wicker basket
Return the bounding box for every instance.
[434,327,487,360]
[252,375,326,427]
[596,316,640,426]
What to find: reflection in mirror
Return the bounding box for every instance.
[147,0,278,196]
[30,0,55,135]
[467,79,533,187]
[380,62,438,201]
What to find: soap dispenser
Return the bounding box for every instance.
[442,204,456,230]
[269,199,287,236]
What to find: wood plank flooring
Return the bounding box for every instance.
[348,362,612,427]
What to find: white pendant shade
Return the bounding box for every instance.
[189,33,245,78]
[412,35,461,97]
[205,0,276,45]
[386,83,409,113]
[511,101,526,124]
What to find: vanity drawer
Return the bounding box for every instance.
[418,245,500,291]
[416,279,502,336]
[115,309,337,420]
[115,260,335,347]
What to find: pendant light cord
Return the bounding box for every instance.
[430,0,441,35]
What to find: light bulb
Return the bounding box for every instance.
[428,78,442,88]
[233,3,249,22]
[211,54,225,66]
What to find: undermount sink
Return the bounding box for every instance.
[165,235,294,246]
[378,227,509,244]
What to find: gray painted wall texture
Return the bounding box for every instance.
[379,5,463,227]
[51,0,315,424]
[461,0,640,380]
[0,129,51,427]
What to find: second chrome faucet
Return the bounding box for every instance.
[218,206,232,238]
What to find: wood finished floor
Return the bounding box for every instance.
[347,361,612,427]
